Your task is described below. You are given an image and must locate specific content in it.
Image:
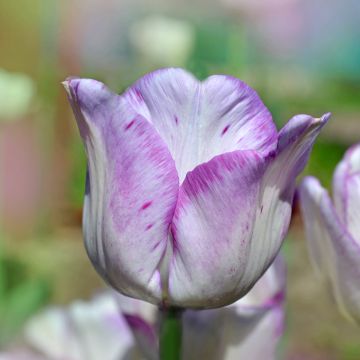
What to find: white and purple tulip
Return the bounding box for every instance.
[0,257,286,360]
[299,143,360,323]
[63,68,329,308]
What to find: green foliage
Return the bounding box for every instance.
[0,253,51,346]
[340,342,360,360]
[187,19,247,80]
[303,139,348,189]
[68,136,87,207]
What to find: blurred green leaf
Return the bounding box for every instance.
[340,342,360,360]
[0,279,50,345]
[304,139,348,189]
[0,257,5,306]
[0,250,51,346]
[1,257,27,292]
[187,18,247,80]
[68,136,87,207]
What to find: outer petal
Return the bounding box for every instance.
[24,308,81,359]
[333,143,360,243]
[124,68,277,181]
[239,113,330,293]
[182,260,285,360]
[63,78,179,302]
[169,150,267,308]
[299,177,360,323]
[122,314,158,360]
[24,294,134,360]
[169,114,329,308]
[68,295,135,360]
[116,294,158,360]
[239,255,286,308]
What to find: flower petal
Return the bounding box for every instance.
[63,78,179,303]
[169,150,267,308]
[333,143,360,243]
[183,301,284,360]
[122,314,158,360]
[24,294,134,360]
[168,114,328,308]
[183,255,286,360]
[124,68,277,181]
[69,295,135,360]
[239,255,286,308]
[116,294,158,360]
[240,113,330,292]
[24,308,80,359]
[299,177,360,323]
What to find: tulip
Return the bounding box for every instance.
[63,67,328,309]
[299,143,360,323]
[0,257,285,360]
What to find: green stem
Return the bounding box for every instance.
[159,307,183,360]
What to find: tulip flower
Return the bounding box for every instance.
[0,257,285,360]
[299,143,360,323]
[63,68,328,309]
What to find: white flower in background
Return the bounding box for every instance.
[0,257,285,360]
[299,143,360,323]
[129,16,195,66]
[0,69,35,121]
[23,294,134,360]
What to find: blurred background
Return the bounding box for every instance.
[0,0,359,358]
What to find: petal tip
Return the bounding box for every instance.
[62,77,81,97]
[301,175,321,188]
[316,112,331,126]
[307,112,331,131]
[62,79,70,94]
[299,176,326,208]
[299,177,324,199]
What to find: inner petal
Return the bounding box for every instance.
[123,68,278,182]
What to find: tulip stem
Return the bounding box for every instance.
[160,306,183,360]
